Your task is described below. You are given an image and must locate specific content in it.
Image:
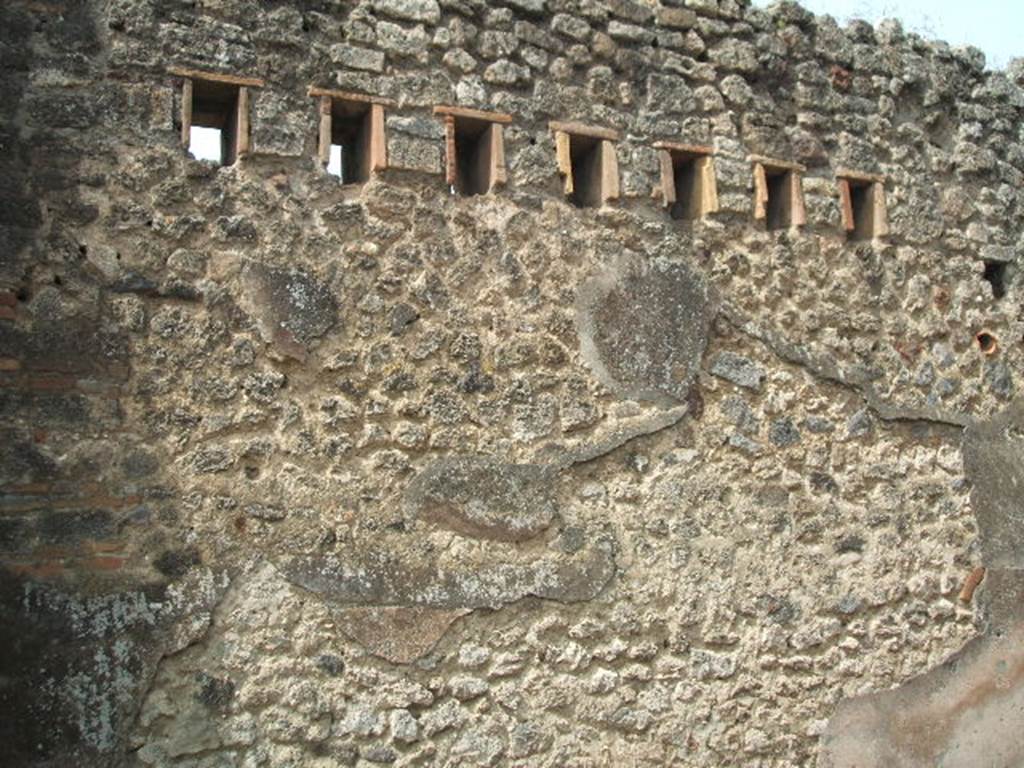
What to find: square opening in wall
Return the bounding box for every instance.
[765,170,794,231]
[188,78,240,166]
[453,118,503,195]
[847,181,875,241]
[328,99,373,184]
[436,106,511,196]
[658,143,718,222]
[568,134,604,208]
[983,260,1007,299]
[847,180,880,240]
[838,172,889,242]
[312,89,389,184]
[552,123,620,209]
[671,156,700,220]
[753,157,806,232]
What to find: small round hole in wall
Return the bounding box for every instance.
[976,330,998,355]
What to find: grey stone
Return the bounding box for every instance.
[451,726,507,766]
[315,654,345,676]
[721,395,759,434]
[769,417,801,447]
[504,0,545,14]
[329,43,386,72]
[607,21,654,44]
[390,709,420,743]
[376,21,430,57]
[963,398,1024,569]
[362,743,398,764]
[576,257,712,405]
[389,303,420,336]
[727,432,762,456]
[608,0,653,23]
[443,48,478,73]
[421,700,467,737]
[550,13,591,41]
[483,59,530,84]
[239,262,338,362]
[448,675,489,700]
[846,409,873,438]
[189,446,233,473]
[387,128,444,172]
[983,360,1014,399]
[657,6,698,28]
[711,352,765,390]
[244,502,286,521]
[404,454,557,542]
[281,531,616,610]
[646,72,695,113]
[708,39,759,72]
[478,30,518,58]
[509,721,550,758]
[692,649,737,680]
[372,0,441,24]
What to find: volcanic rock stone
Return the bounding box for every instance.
[239,262,338,361]
[576,257,712,405]
[404,454,558,542]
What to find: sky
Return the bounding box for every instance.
[754,0,1020,70]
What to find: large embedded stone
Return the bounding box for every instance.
[337,606,469,664]
[962,397,1024,569]
[404,454,557,542]
[282,530,615,610]
[576,257,712,405]
[239,262,338,362]
[820,619,1024,768]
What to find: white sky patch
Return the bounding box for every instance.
[327,144,343,177]
[753,0,1020,70]
[188,126,222,163]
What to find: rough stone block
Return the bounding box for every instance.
[576,257,712,405]
[372,0,442,25]
[329,43,386,72]
[239,262,338,362]
[404,454,557,542]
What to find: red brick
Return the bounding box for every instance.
[3,560,65,579]
[3,482,51,495]
[0,306,16,321]
[88,539,127,554]
[0,292,16,308]
[82,555,126,572]
[28,376,76,391]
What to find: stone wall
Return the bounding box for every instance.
[1,0,1022,766]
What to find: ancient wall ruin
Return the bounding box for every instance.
[1,0,1023,765]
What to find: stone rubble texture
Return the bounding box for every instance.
[0,0,1022,766]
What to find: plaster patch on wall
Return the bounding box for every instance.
[822,396,1024,767]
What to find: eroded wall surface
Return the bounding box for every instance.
[1,0,1022,766]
